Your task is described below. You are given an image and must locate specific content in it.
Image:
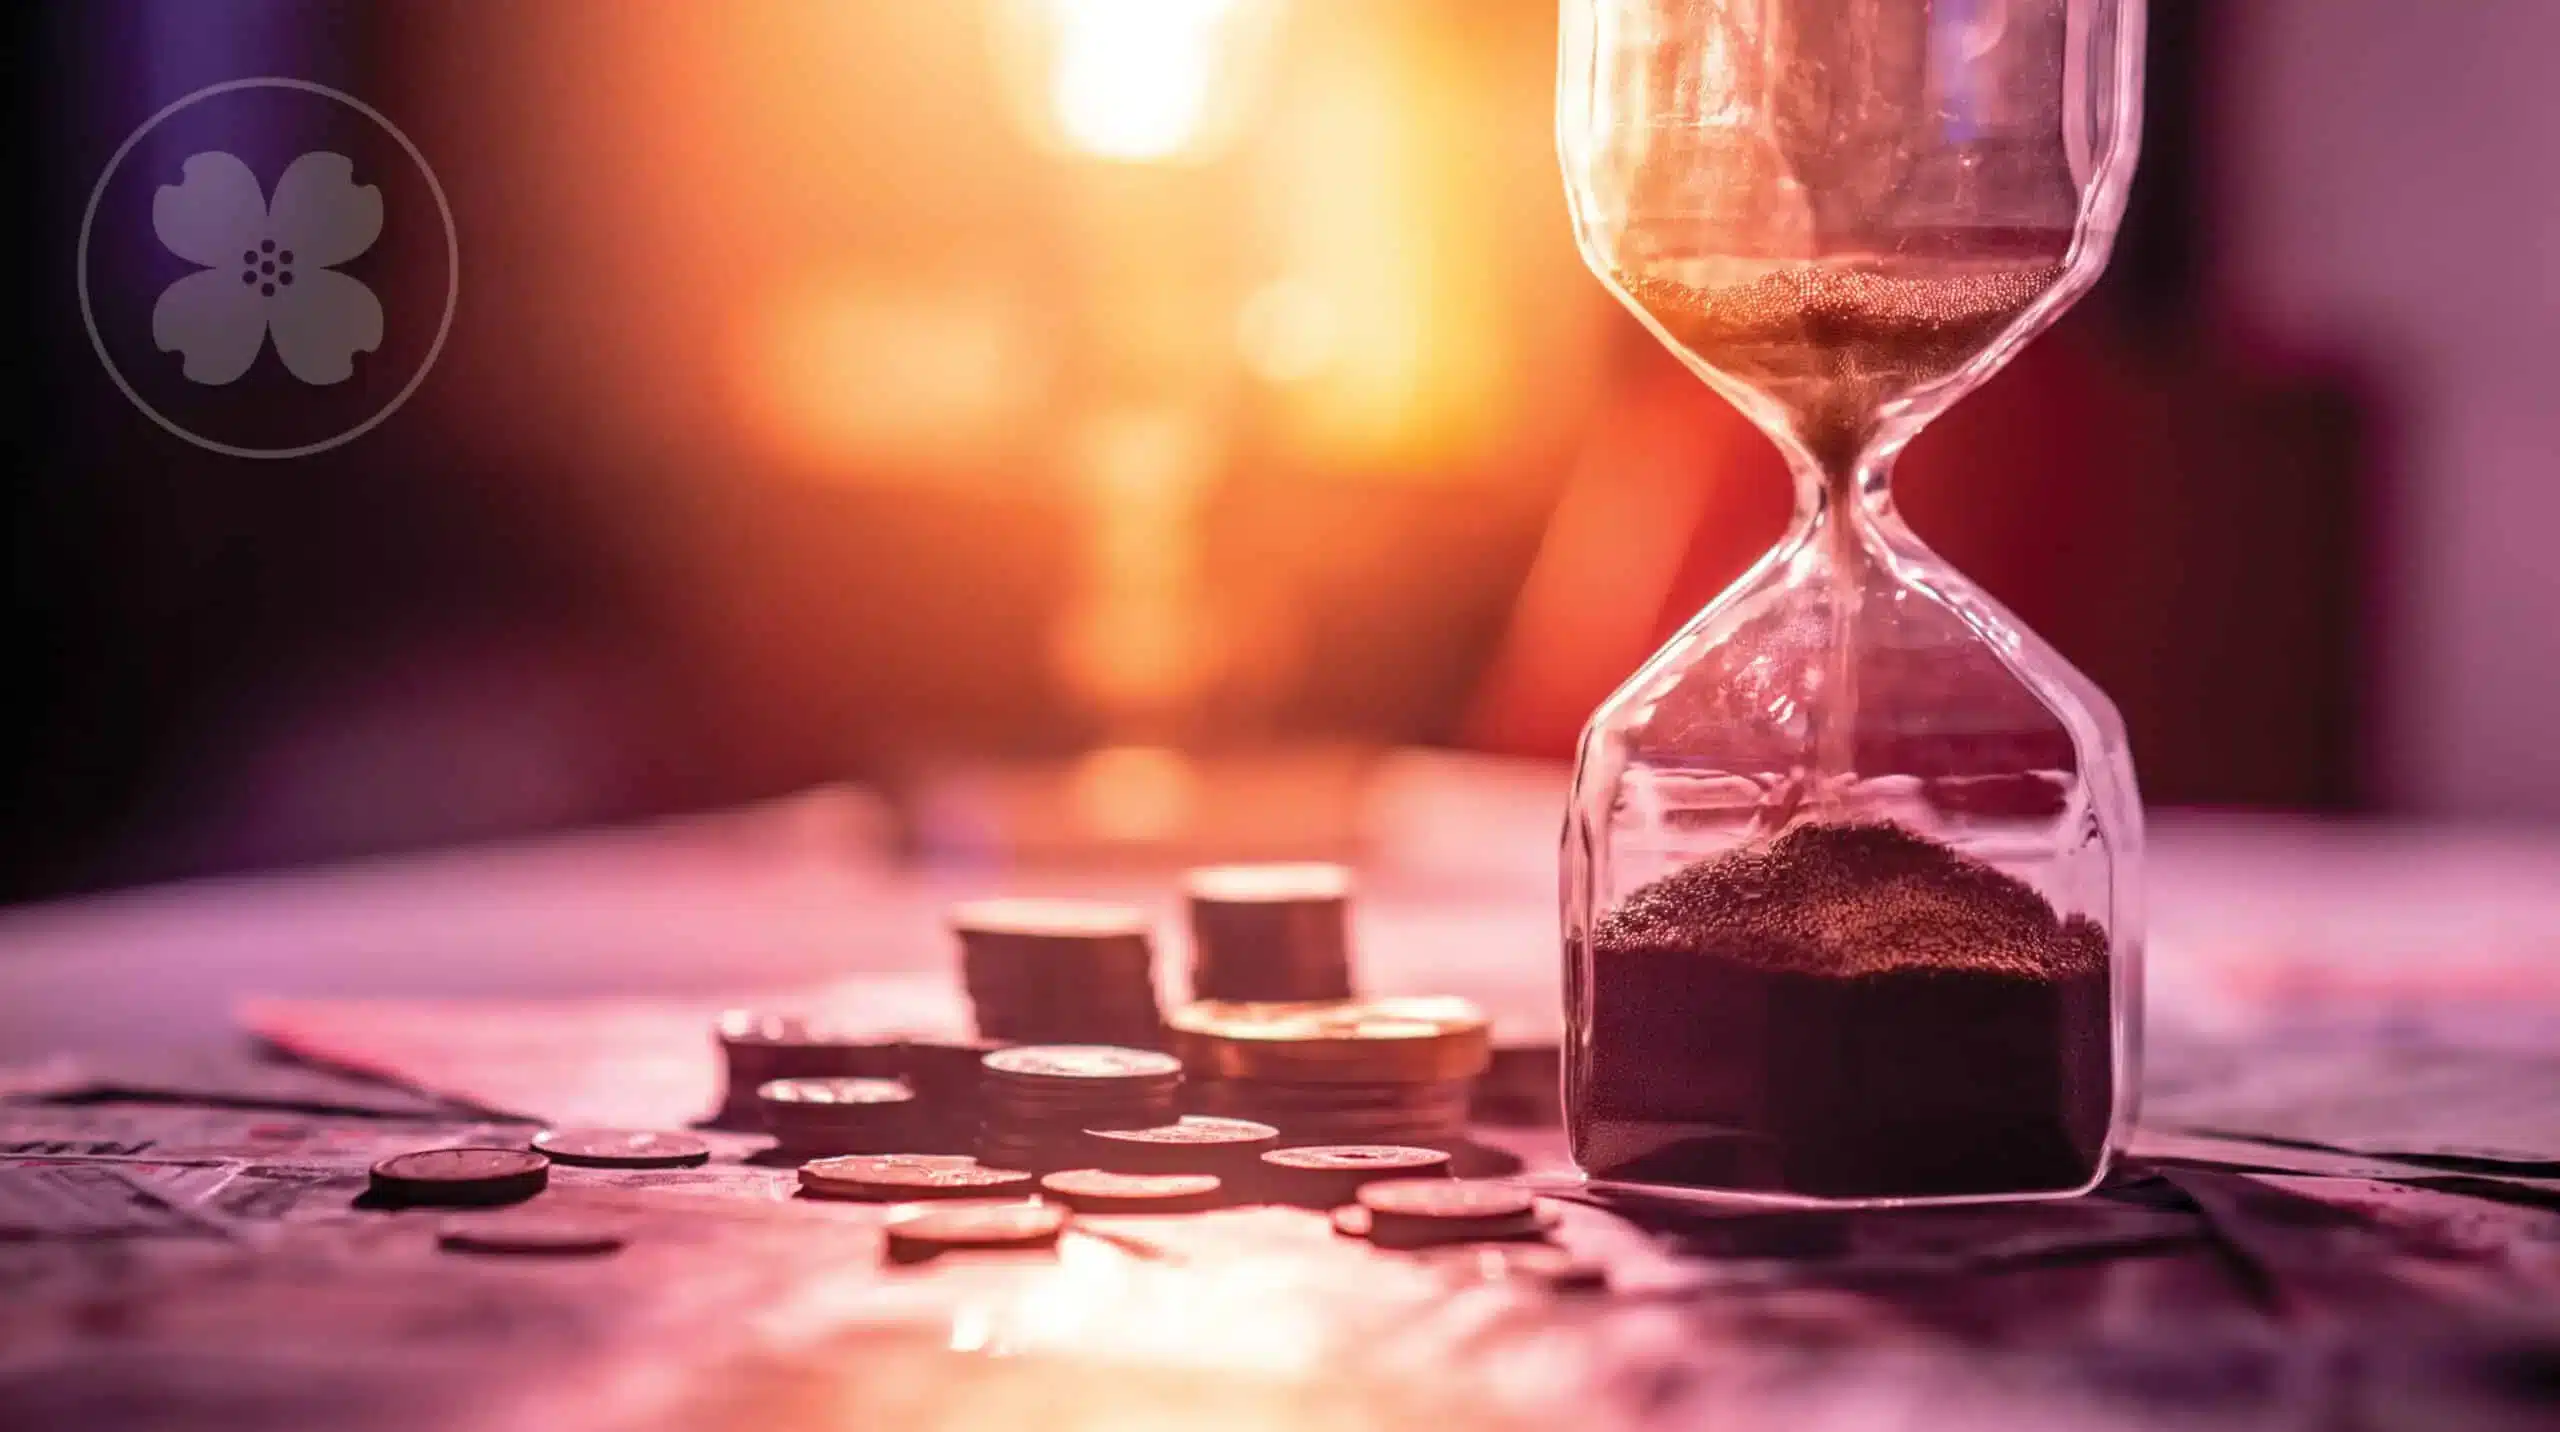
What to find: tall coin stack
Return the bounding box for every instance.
[1170,997,1492,1152]
[951,899,1166,1048]
[1185,864,1355,1003]
[976,1046,1184,1172]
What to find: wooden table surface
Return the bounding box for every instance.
[2,765,2556,1431]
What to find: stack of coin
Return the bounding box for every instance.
[1184,864,1355,1002]
[1171,997,1491,1150]
[951,899,1166,1048]
[976,1046,1182,1172]
[757,1077,919,1156]
[714,1011,903,1126]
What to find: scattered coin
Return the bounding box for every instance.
[369,1147,550,1207]
[1259,1144,1450,1208]
[884,1199,1070,1258]
[1039,1169,1226,1214]
[437,1212,627,1257]
[798,1155,1037,1201]
[1356,1179,1545,1246]
[1265,1145,1453,1174]
[530,1128,712,1169]
[1330,1199,1558,1248]
[1356,1179,1536,1222]
[1084,1116,1279,1175]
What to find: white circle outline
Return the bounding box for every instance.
[77,77,460,461]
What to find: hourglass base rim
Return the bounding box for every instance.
[1518,1144,2123,1212]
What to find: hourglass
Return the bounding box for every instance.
[1557,0,2146,1205]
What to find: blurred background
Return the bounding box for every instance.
[1,0,2549,905]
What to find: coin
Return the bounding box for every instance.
[1265,1145,1454,1174]
[1356,1180,1544,1247]
[437,1212,627,1256]
[1259,1144,1450,1208]
[799,1155,1037,1201]
[758,1077,915,1105]
[1330,1199,1558,1248]
[719,1010,845,1046]
[530,1128,712,1169]
[1083,1116,1279,1175]
[983,1046,1182,1083]
[1169,998,1491,1083]
[369,1147,550,1207]
[1186,862,1352,904]
[951,897,1153,940]
[1038,1169,1226,1214]
[1356,1179,1535,1221]
[1088,1115,1280,1147]
[884,1199,1070,1256]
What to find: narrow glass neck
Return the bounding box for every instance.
[1786,439,1899,536]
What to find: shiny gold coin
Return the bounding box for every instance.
[1170,997,1492,1083]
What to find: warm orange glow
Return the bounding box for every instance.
[733,274,1039,482]
[1066,744,1201,842]
[1236,278,1340,383]
[998,0,1274,164]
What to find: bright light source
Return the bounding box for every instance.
[1236,277,1339,383]
[996,0,1274,165]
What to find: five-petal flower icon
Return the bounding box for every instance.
[151,151,384,386]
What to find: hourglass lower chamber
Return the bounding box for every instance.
[1557,0,2148,1206]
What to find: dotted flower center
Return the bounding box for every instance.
[238,237,297,297]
